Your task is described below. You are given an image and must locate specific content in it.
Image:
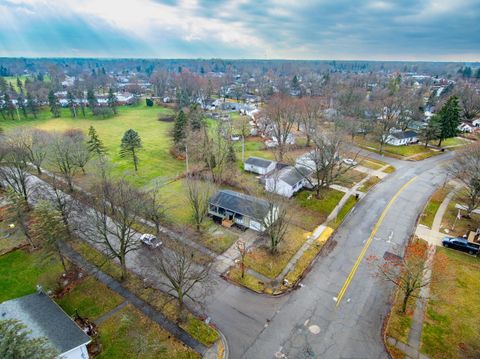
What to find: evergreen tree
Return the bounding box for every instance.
[86,89,98,115]
[26,92,38,118]
[2,94,15,120]
[437,96,461,146]
[0,319,58,359]
[107,87,117,115]
[0,77,7,94]
[16,93,27,119]
[226,144,237,163]
[16,77,24,95]
[120,129,142,171]
[48,90,60,118]
[67,91,76,117]
[419,115,441,147]
[87,125,107,156]
[173,110,188,149]
[189,105,204,131]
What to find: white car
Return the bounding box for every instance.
[139,233,162,248]
[343,158,358,166]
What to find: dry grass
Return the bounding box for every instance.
[358,176,381,192]
[227,266,266,293]
[420,247,480,358]
[419,185,452,228]
[440,191,480,237]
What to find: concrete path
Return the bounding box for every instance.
[60,244,208,356]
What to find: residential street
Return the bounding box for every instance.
[204,151,454,359]
[23,150,454,359]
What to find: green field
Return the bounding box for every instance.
[1,104,184,188]
[421,247,480,358]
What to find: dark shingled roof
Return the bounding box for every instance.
[276,166,312,186]
[244,156,274,168]
[391,130,418,140]
[0,292,91,355]
[209,190,271,220]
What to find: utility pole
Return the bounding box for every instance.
[185,143,189,174]
[242,135,245,162]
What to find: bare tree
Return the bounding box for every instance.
[298,130,356,198]
[260,193,289,254]
[49,176,76,236]
[337,87,366,140]
[49,133,81,192]
[370,88,402,154]
[298,96,323,147]
[9,128,50,175]
[0,145,31,202]
[448,143,480,216]
[4,190,35,248]
[142,180,168,237]
[455,82,480,119]
[89,178,143,281]
[185,176,215,231]
[262,94,296,161]
[147,243,212,319]
[236,240,247,278]
[200,122,231,183]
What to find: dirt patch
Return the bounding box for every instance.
[158,116,175,122]
[319,239,337,257]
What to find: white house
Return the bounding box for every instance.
[244,157,276,175]
[0,292,91,359]
[385,130,418,146]
[458,122,473,133]
[208,190,277,232]
[472,118,480,127]
[265,166,312,198]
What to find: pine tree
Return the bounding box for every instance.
[16,77,24,95]
[437,96,461,146]
[87,126,107,157]
[87,89,98,115]
[0,319,58,359]
[26,92,38,118]
[120,129,142,171]
[107,87,117,115]
[2,94,15,120]
[419,115,441,147]
[0,77,7,94]
[67,91,76,117]
[48,90,60,118]
[226,144,237,163]
[173,110,188,149]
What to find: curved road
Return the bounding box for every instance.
[204,151,453,359]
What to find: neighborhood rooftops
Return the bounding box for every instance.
[244,156,274,168]
[209,190,271,220]
[0,292,91,355]
[390,130,418,140]
[275,166,312,186]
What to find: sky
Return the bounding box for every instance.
[0,0,479,61]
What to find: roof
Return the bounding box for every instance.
[274,166,311,186]
[391,130,418,140]
[0,292,91,355]
[244,156,274,168]
[209,190,271,220]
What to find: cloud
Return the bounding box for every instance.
[0,0,479,61]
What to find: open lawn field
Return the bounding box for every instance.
[355,138,439,159]
[1,104,183,188]
[421,247,480,359]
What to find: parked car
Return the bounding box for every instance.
[343,158,358,166]
[442,237,480,255]
[139,233,162,248]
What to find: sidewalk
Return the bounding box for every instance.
[60,244,208,356]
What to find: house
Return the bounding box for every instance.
[458,122,473,133]
[472,118,480,128]
[0,292,91,359]
[265,166,312,198]
[244,157,276,175]
[385,130,418,146]
[208,190,277,231]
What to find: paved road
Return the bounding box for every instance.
[203,151,453,359]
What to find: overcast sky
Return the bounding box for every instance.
[0,0,479,61]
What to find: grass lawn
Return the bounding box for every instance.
[329,195,358,229]
[56,276,124,320]
[419,186,451,228]
[336,169,368,188]
[0,249,64,302]
[440,191,480,237]
[1,104,183,188]
[356,138,437,159]
[244,225,309,279]
[0,207,27,255]
[227,266,266,293]
[294,188,345,219]
[199,223,238,254]
[420,247,480,358]
[97,304,198,359]
[441,137,470,147]
[358,158,385,170]
[358,176,381,192]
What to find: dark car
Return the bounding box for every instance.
[442,237,480,255]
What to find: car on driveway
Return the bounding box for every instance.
[343,158,358,166]
[138,233,162,249]
[442,237,480,255]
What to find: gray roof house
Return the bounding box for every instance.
[265,166,312,198]
[244,156,276,175]
[208,190,277,232]
[0,292,91,359]
[385,130,418,146]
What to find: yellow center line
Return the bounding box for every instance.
[335,176,418,307]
